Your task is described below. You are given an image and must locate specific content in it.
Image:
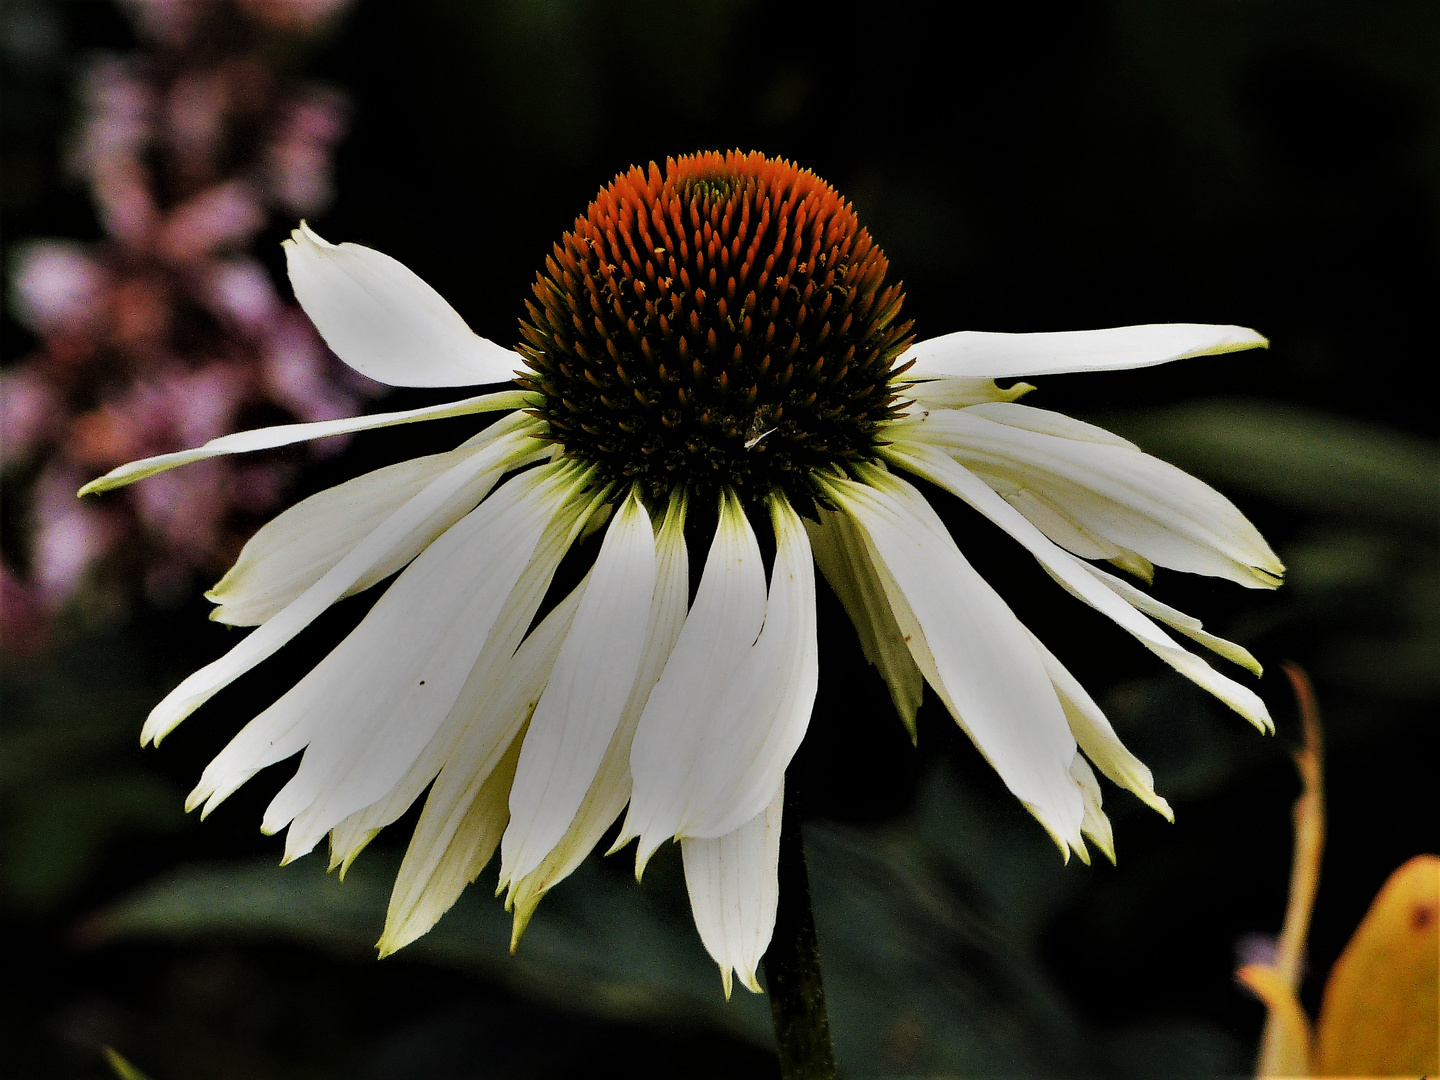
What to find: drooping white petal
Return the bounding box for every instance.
[146,421,546,747]
[319,496,605,872]
[505,492,690,943]
[182,462,585,828]
[1023,628,1172,822]
[818,467,1085,853]
[261,468,599,860]
[884,440,1273,732]
[1084,564,1262,676]
[375,580,587,955]
[804,507,924,739]
[501,489,657,884]
[78,389,530,495]
[674,494,818,841]
[1069,755,1115,865]
[209,412,547,625]
[284,222,520,387]
[379,730,523,957]
[891,402,1284,588]
[624,489,767,872]
[681,780,784,998]
[901,323,1268,380]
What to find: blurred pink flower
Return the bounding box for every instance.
[1,0,363,652]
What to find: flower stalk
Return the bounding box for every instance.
[763,783,838,1080]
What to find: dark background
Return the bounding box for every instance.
[4,0,1437,1076]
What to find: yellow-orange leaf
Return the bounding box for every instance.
[1238,964,1312,1076]
[1314,854,1439,1076]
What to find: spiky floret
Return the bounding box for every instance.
[517,150,915,511]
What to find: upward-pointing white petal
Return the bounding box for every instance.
[902,324,1267,380]
[285,222,520,387]
[682,781,784,998]
[501,489,657,885]
[819,466,1085,854]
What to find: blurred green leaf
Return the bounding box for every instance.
[1100,400,1440,524]
[84,767,1244,1075]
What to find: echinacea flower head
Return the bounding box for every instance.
[82,150,1283,998]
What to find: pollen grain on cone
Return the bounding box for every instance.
[516,150,915,511]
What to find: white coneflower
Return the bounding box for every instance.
[82,150,1282,999]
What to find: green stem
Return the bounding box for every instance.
[763,784,837,1079]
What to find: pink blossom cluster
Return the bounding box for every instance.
[1,0,371,655]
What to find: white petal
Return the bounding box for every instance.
[209,413,547,625]
[901,324,1268,380]
[318,497,604,872]
[78,389,530,495]
[901,376,1034,409]
[1069,755,1115,865]
[892,402,1284,588]
[805,508,924,739]
[375,580,587,955]
[1085,564,1262,676]
[147,422,546,746]
[818,467,1085,853]
[182,463,583,825]
[681,780,784,998]
[1023,628,1172,822]
[284,222,520,387]
[624,490,767,872]
[676,494,818,840]
[884,440,1274,732]
[504,493,690,942]
[501,490,657,884]
[377,726,525,957]
[261,467,597,860]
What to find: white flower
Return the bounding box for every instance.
[82,152,1282,998]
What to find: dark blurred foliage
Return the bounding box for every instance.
[3,0,1437,1077]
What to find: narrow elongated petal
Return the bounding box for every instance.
[1023,628,1172,821]
[183,463,584,828]
[501,490,656,884]
[78,389,531,495]
[284,223,520,387]
[676,494,818,840]
[805,507,923,739]
[1085,564,1262,675]
[318,493,605,871]
[819,467,1085,852]
[902,324,1267,380]
[505,493,690,942]
[262,468,596,859]
[1069,755,1115,864]
[885,440,1273,732]
[892,402,1284,588]
[624,490,767,871]
[682,781,784,998]
[209,412,547,625]
[145,423,545,746]
[375,581,587,955]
